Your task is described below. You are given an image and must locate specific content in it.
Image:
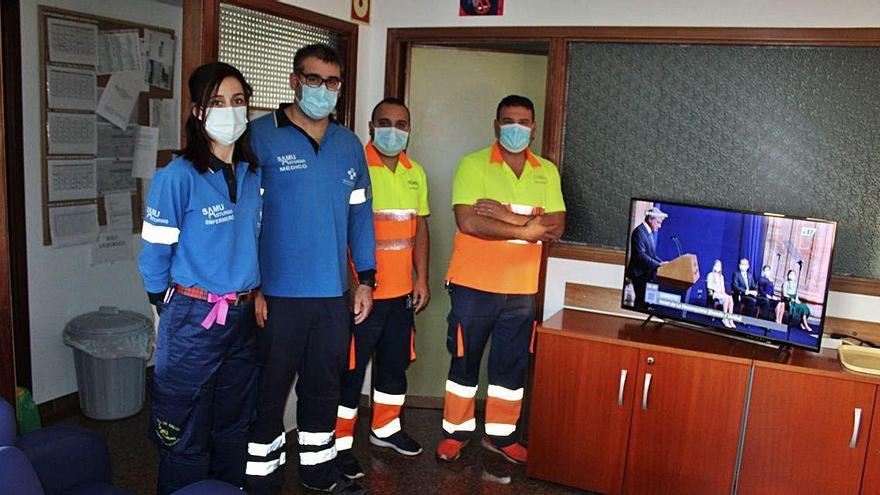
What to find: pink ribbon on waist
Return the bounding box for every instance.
[201,292,238,329]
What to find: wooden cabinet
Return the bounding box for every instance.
[528,310,880,495]
[623,350,750,495]
[738,365,877,495]
[862,392,880,495]
[527,334,639,494]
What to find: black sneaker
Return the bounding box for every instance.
[302,475,366,494]
[369,430,423,456]
[336,450,365,479]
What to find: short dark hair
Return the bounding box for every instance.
[181,62,258,173]
[496,95,535,121]
[293,43,344,75]
[763,265,771,271]
[371,97,409,122]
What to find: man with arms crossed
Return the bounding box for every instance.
[436,95,565,464]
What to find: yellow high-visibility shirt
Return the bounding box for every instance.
[366,142,430,299]
[447,142,565,294]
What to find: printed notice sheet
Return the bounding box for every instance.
[46,17,97,66]
[91,230,133,265]
[97,29,142,75]
[47,112,97,156]
[48,159,97,202]
[132,126,159,179]
[97,158,135,194]
[96,71,142,130]
[143,29,175,90]
[97,122,135,160]
[50,203,99,247]
[103,191,133,232]
[47,65,97,111]
[149,98,178,150]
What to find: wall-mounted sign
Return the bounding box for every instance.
[352,0,370,24]
[459,0,504,16]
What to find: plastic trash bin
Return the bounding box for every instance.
[63,306,154,420]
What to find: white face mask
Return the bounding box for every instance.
[739,264,748,272]
[788,274,796,281]
[762,270,771,278]
[203,106,248,145]
[713,265,721,273]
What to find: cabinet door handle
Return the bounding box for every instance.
[850,408,862,449]
[642,373,652,411]
[618,369,628,406]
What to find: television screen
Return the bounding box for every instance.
[622,199,837,351]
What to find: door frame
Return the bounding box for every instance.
[0,0,30,405]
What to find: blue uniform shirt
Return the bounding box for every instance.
[138,156,262,296]
[251,104,376,298]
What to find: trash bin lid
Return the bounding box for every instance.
[64,306,152,338]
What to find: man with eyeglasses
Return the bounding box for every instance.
[246,43,374,495]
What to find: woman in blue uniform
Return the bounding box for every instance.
[138,62,261,495]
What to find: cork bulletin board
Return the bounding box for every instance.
[38,6,177,246]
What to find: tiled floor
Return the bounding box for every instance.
[61,406,588,494]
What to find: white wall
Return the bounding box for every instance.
[23,0,880,402]
[21,0,182,403]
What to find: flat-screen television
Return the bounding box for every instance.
[622,198,837,352]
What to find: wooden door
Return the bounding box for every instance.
[527,334,639,494]
[862,392,880,495]
[623,349,750,495]
[739,366,876,495]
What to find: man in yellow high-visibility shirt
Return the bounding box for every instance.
[335,98,431,480]
[436,95,565,465]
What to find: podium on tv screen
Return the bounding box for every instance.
[657,254,700,291]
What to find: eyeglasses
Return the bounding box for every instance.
[298,72,343,92]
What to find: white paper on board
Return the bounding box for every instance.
[91,230,133,265]
[47,17,97,66]
[50,203,99,247]
[47,112,97,156]
[47,158,97,202]
[132,126,159,179]
[96,72,142,130]
[47,65,97,111]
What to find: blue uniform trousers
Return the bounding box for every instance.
[150,293,258,495]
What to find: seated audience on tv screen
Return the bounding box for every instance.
[756,264,779,319]
[731,258,759,316]
[776,270,814,334]
[706,260,736,328]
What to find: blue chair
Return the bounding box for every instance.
[0,398,242,494]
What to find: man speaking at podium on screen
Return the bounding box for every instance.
[626,207,668,308]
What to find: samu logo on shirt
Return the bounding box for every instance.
[202,203,235,226]
[277,154,308,172]
[145,206,168,224]
[343,168,356,186]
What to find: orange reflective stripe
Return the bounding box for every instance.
[485,396,523,427]
[410,327,416,361]
[374,217,416,241]
[335,416,357,438]
[529,320,537,354]
[456,323,465,357]
[348,335,356,371]
[443,391,475,425]
[371,404,401,430]
[446,232,542,294]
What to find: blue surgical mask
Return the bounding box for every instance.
[498,124,532,153]
[298,84,338,120]
[373,127,409,157]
